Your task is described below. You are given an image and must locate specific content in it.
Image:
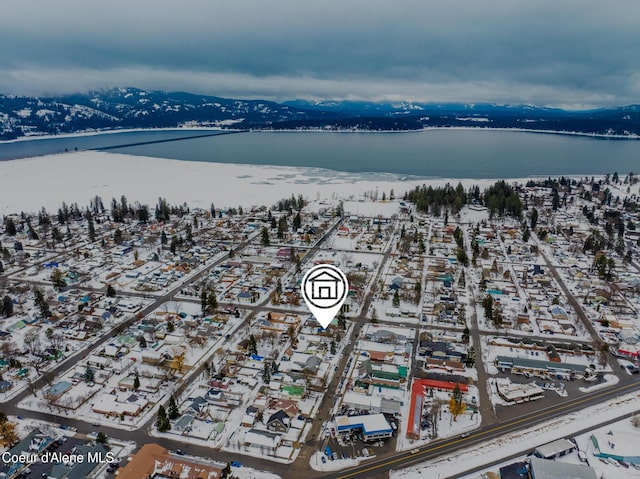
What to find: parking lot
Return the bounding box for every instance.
[317,414,400,464]
[18,436,84,479]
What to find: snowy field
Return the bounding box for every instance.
[0,150,546,215]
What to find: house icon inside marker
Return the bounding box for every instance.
[309,270,341,300]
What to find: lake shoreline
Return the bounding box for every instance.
[0,150,581,216]
[1,124,639,147]
[2,128,638,179]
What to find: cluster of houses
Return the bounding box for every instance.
[157,313,338,459]
[0,428,109,479]
[33,303,242,427]
[325,325,412,444]
[335,215,394,252]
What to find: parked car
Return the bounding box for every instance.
[230,461,242,467]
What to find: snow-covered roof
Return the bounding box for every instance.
[529,457,596,479]
[343,391,382,409]
[92,392,148,415]
[534,438,575,459]
[244,429,281,448]
[335,413,392,434]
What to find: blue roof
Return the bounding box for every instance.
[336,414,392,435]
[46,380,72,397]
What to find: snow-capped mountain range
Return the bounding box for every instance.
[1,87,638,140]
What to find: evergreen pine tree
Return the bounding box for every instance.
[156,405,171,432]
[87,215,95,242]
[168,395,180,420]
[201,289,208,312]
[50,269,66,292]
[248,334,258,355]
[2,296,13,317]
[207,292,218,311]
[392,289,400,307]
[4,218,16,236]
[262,361,271,383]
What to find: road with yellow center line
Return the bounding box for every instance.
[325,379,640,479]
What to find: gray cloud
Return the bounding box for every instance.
[1,0,639,107]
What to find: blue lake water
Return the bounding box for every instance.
[2,129,639,178]
[0,130,224,161]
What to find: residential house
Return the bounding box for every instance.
[243,429,281,453]
[266,409,291,433]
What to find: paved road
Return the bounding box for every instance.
[4,215,637,479]
[2,219,351,469]
[289,219,399,475]
[536,238,618,371]
[324,378,640,479]
[460,227,495,427]
[449,407,639,479]
[4,229,261,408]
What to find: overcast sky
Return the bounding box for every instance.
[1,0,639,108]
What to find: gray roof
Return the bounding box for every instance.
[380,398,402,413]
[0,429,51,477]
[496,355,587,373]
[190,396,208,407]
[372,329,406,343]
[534,439,575,458]
[48,443,107,479]
[529,457,597,479]
[296,355,321,373]
[175,413,195,431]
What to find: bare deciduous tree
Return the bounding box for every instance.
[430,399,442,439]
[48,332,65,355]
[24,331,41,356]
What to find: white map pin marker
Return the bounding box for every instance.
[301,264,349,329]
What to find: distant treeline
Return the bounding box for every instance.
[405,181,522,219]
